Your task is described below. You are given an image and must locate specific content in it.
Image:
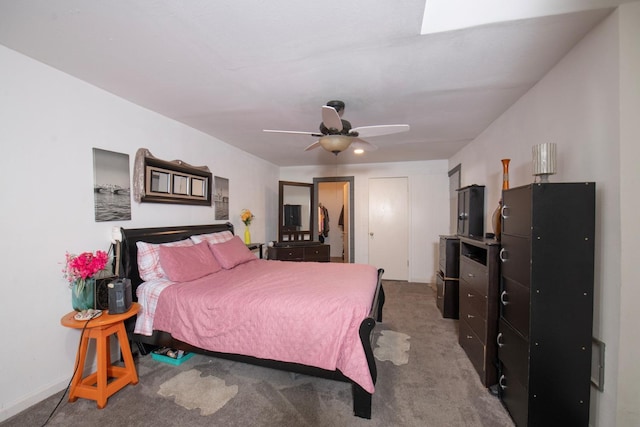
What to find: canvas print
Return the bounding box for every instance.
[214,176,229,220]
[93,148,132,222]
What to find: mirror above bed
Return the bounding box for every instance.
[133,148,212,206]
[278,181,314,242]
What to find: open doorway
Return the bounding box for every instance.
[313,176,354,263]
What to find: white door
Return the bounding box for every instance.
[368,177,408,280]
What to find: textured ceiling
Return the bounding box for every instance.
[0,1,623,166]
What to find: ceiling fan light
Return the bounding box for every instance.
[353,148,364,154]
[319,135,352,154]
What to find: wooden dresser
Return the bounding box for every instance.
[458,236,500,387]
[267,242,330,262]
[497,183,595,427]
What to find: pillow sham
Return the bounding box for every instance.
[209,235,257,269]
[190,230,234,245]
[136,238,194,281]
[159,241,221,282]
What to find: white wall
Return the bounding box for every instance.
[449,4,640,425]
[0,45,279,421]
[280,160,450,283]
[617,3,640,425]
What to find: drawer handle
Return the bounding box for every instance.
[466,335,474,340]
[497,332,504,348]
[499,248,509,262]
[467,314,474,319]
[500,290,510,306]
[467,293,475,298]
[501,204,510,219]
[467,272,474,278]
[499,375,507,390]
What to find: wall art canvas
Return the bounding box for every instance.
[93,148,132,222]
[214,176,229,220]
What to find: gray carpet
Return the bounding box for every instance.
[3,281,514,427]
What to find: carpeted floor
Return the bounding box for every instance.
[2,281,515,427]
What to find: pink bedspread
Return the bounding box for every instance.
[152,259,379,393]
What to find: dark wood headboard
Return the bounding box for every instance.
[119,222,234,300]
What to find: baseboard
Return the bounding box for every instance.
[0,376,70,422]
[0,347,122,422]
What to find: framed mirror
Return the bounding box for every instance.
[278,181,314,242]
[142,156,212,205]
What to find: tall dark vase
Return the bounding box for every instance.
[492,159,510,241]
[492,200,503,241]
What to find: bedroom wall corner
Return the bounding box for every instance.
[447,6,640,426]
[279,160,449,284]
[0,45,279,421]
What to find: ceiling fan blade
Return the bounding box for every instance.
[263,129,323,137]
[351,138,378,151]
[321,106,343,132]
[351,124,410,138]
[304,141,322,151]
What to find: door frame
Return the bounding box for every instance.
[313,176,354,263]
[449,164,461,235]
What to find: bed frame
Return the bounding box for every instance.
[119,223,385,419]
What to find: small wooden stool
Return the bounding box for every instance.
[60,302,140,408]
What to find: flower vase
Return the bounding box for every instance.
[71,278,95,311]
[244,226,251,244]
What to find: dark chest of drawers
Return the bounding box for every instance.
[458,236,500,387]
[497,183,595,427]
[436,235,460,318]
[267,243,330,262]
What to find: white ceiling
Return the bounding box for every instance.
[0,1,627,166]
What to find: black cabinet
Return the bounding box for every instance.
[283,204,302,227]
[497,183,595,427]
[458,236,500,387]
[437,236,460,318]
[457,185,485,238]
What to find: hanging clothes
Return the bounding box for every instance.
[322,205,330,237]
[318,203,330,239]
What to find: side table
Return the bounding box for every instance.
[60,302,140,408]
[246,242,264,259]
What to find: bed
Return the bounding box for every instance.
[119,223,385,418]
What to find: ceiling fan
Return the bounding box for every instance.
[264,100,410,155]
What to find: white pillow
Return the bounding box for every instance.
[136,238,194,281]
[190,230,234,245]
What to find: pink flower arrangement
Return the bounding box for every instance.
[63,250,109,294]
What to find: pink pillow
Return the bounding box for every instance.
[209,236,257,269]
[190,230,234,245]
[136,239,194,281]
[159,241,221,282]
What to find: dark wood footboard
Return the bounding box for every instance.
[352,268,385,418]
[120,224,385,419]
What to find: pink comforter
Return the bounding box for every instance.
[152,259,379,392]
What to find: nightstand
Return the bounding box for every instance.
[246,242,264,259]
[60,302,140,408]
